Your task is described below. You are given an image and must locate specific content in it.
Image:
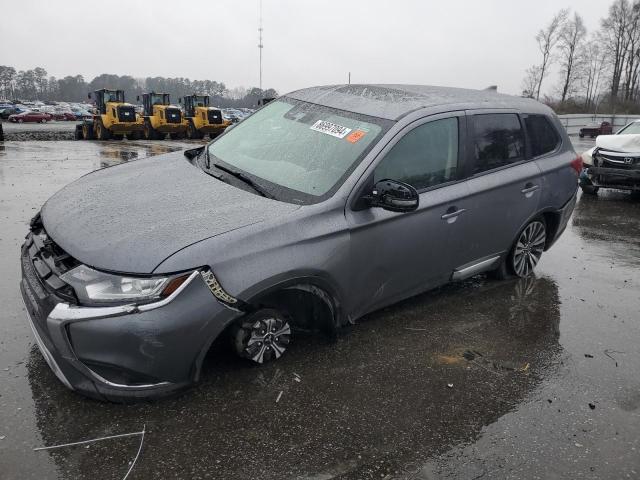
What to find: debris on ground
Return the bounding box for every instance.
[33,425,146,480]
[604,349,624,367]
[447,383,454,389]
[293,373,301,382]
[589,403,596,410]
[584,354,594,358]
[0,435,5,440]
[276,391,283,403]
[404,327,428,332]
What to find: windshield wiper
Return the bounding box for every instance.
[211,162,274,199]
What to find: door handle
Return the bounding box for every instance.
[521,184,540,195]
[441,208,467,220]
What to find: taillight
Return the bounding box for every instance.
[570,155,583,175]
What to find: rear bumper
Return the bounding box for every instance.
[581,166,640,191]
[20,244,240,401]
[545,190,577,250]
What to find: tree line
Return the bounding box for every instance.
[0,67,278,109]
[523,0,640,114]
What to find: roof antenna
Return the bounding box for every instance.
[258,0,264,91]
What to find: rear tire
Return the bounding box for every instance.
[580,184,599,195]
[492,218,546,279]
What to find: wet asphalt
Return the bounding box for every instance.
[0,131,639,479]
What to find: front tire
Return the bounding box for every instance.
[580,184,599,195]
[95,119,111,140]
[232,309,292,364]
[186,120,204,140]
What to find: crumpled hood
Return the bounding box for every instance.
[596,134,640,152]
[41,152,299,273]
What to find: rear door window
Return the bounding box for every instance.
[472,114,525,174]
[525,115,561,157]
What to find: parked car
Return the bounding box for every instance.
[580,120,640,194]
[579,121,613,138]
[0,107,19,119]
[52,111,76,121]
[8,111,52,123]
[222,109,242,123]
[71,109,93,120]
[20,84,580,401]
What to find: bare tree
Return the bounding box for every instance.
[558,12,587,102]
[601,0,632,101]
[621,1,640,101]
[583,37,608,110]
[521,65,542,98]
[535,9,569,100]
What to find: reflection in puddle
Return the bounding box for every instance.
[27,276,561,479]
[98,143,183,168]
[572,192,640,266]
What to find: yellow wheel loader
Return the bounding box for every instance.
[138,92,188,140]
[179,94,230,140]
[74,89,144,140]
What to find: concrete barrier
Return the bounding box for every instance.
[557,113,640,135]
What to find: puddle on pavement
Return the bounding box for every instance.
[1,137,639,479]
[23,275,562,479]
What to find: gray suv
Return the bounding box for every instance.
[20,85,580,401]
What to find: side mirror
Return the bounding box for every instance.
[178,98,182,104]
[367,179,419,213]
[87,93,92,99]
[136,95,140,102]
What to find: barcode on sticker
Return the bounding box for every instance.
[310,120,352,138]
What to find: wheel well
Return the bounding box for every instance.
[541,211,560,250]
[252,285,337,335]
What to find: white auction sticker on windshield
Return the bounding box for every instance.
[310,120,352,138]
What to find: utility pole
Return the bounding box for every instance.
[258,0,263,91]
[348,72,351,84]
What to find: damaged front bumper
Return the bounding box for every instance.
[20,244,241,402]
[581,166,640,191]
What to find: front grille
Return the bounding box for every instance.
[207,109,223,125]
[597,150,640,170]
[26,213,79,303]
[117,105,136,122]
[165,108,182,124]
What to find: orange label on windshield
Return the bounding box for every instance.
[346,130,366,143]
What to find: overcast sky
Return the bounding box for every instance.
[1,0,612,96]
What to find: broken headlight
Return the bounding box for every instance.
[60,265,190,306]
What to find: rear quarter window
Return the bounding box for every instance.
[525,115,561,157]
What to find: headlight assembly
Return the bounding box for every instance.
[60,265,190,305]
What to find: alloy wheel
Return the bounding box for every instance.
[234,312,292,364]
[512,220,546,277]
